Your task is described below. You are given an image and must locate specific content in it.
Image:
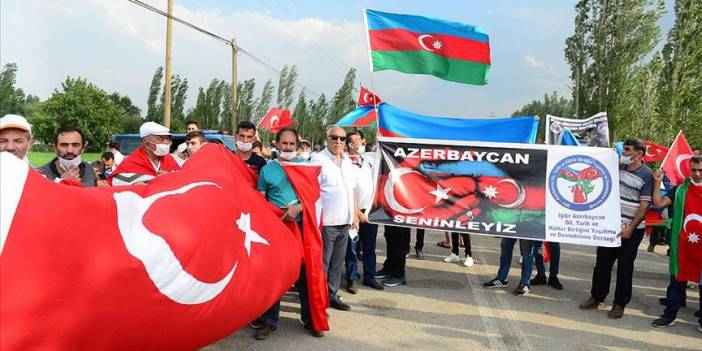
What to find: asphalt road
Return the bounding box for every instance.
[203,229,702,350]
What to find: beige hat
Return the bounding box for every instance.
[139,121,171,138]
[0,114,32,135]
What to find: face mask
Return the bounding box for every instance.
[58,154,82,170]
[357,145,366,154]
[149,142,171,157]
[619,155,633,165]
[237,140,252,152]
[299,152,311,160]
[279,151,297,161]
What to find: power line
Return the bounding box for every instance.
[125,0,321,97]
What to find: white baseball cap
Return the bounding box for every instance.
[139,121,171,138]
[0,114,32,135]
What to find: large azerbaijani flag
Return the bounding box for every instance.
[365,9,491,85]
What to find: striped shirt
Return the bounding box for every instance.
[619,164,653,229]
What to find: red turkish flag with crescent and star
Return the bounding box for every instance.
[661,131,694,186]
[259,107,294,133]
[643,141,668,163]
[0,144,303,350]
[357,86,382,106]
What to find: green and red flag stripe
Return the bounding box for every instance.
[365,9,490,85]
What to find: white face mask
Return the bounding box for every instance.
[58,154,82,170]
[357,145,366,154]
[236,140,252,152]
[619,155,633,165]
[149,142,171,157]
[279,151,297,161]
[299,152,311,160]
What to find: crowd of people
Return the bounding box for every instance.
[1,113,700,339]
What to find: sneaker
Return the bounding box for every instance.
[303,323,324,337]
[548,276,563,290]
[415,248,425,260]
[463,256,474,267]
[483,278,508,288]
[249,317,264,329]
[513,283,530,295]
[608,304,624,319]
[345,280,357,295]
[374,269,390,280]
[383,276,407,287]
[659,297,687,307]
[578,297,600,310]
[530,274,547,286]
[254,323,276,340]
[330,298,351,311]
[651,316,675,328]
[443,253,461,263]
[362,279,385,290]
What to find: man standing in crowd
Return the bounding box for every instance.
[311,126,359,311]
[100,152,115,179]
[37,126,96,187]
[235,121,267,175]
[531,242,563,290]
[579,138,653,318]
[483,238,538,295]
[254,127,323,339]
[108,141,124,166]
[0,114,33,162]
[185,131,207,157]
[650,156,702,330]
[443,232,474,267]
[375,225,411,287]
[109,121,181,186]
[298,139,312,161]
[344,130,384,293]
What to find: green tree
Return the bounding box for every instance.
[109,92,143,134]
[327,68,356,125]
[617,56,663,142]
[565,0,664,140]
[0,63,26,116]
[253,79,274,124]
[292,90,309,138]
[656,0,702,147]
[30,77,123,151]
[276,65,298,110]
[512,92,575,142]
[237,78,256,122]
[306,93,328,145]
[146,66,163,122]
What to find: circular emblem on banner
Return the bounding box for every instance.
[550,122,563,134]
[549,155,612,211]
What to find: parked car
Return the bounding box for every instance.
[111,133,236,155]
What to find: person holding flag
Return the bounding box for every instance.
[650,156,702,330]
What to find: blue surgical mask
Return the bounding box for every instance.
[619,155,633,165]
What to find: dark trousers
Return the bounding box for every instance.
[663,275,702,323]
[261,264,311,327]
[451,232,471,256]
[382,226,411,278]
[345,221,378,283]
[405,229,425,251]
[590,228,644,307]
[535,242,560,277]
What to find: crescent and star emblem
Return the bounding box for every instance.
[683,213,702,244]
[113,182,269,305]
[676,154,693,179]
[482,179,526,208]
[417,34,443,52]
[384,167,426,214]
[270,115,280,126]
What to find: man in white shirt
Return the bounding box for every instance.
[311,126,359,311]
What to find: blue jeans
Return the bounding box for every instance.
[496,238,538,285]
[345,221,378,283]
[534,242,560,277]
[322,225,349,300]
[261,264,311,327]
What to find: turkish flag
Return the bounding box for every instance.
[357,86,382,106]
[282,163,330,332]
[0,145,302,350]
[674,183,702,283]
[661,131,694,186]
[643,141,668,163]
[259,107,294,133]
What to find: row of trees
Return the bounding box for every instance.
[514,0,701,148]
[0,61,359,151]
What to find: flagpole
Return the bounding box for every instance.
[362,8,380,136]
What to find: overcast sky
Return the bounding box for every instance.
[0,0,674,118]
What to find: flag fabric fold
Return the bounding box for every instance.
[365,9,490,85]
[661,131,694,186]
[643,141,669,163]
[357,86,382,106]
[335,105,377,127]
[377,102,538,143]
[259,108,294,133]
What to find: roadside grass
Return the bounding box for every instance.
[28,152,102,167]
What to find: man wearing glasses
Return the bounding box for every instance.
[650,156,702,330]
[311,126,359,311]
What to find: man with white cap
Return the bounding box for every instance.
[0,114,34,162]
[108,121,181,186]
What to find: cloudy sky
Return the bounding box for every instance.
[0,0,674,118]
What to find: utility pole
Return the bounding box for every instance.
[163,0,174,128]
[231,38,238,133]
